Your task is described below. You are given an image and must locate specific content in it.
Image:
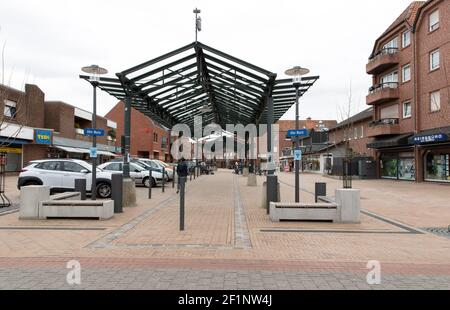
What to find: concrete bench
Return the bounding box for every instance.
[50,192,81,201]
[270,202,339,222]
[39,200,114,220]
[318,196,336,204]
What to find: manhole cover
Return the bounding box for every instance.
[422,227,450,238]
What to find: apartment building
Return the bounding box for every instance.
[0,83,118,172]
[105,101,171,162]
[366,0,449,182]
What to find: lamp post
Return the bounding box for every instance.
[285,66,310,203]
[81,65,108,200]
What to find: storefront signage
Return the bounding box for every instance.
[34,129,53,145]
[0,147,22,154]
[84,128,105,137]
[411,133,448,145]
[287,129,309,138]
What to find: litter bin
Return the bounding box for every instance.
[315,182,327,203]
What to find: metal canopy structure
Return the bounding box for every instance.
[80,41,319,129]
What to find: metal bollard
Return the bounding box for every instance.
[180,176,186,231]
[172,165,176,188]
[315,182,327,203]
[111,174,123,213]
[148,168,152,199]
[75,179,87,201]
[162,167,165,193]
[193,167,196,180]
[190,169,192,181]
[266,175,279,215]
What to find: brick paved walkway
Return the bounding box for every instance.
[0,171,449,290]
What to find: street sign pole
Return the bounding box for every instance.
[91,83,97,200]
[294,84,300,203]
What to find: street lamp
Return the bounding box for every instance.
[285,66,310,203]
[81,65,108,200]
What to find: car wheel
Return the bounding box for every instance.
[96,183,111,198]
[143,177,151,188]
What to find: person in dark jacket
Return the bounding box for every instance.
[176,158,188,194]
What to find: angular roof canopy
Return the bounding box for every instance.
[81,42,319,129]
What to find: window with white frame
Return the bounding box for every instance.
[380,71,398,87]
[430,90,441,112]
[402,64,411,82]
[429,10,439,32]
[3,100,17,118]
[360,125,364,139]
[354,127,358,140]
[430,49,440,71]
[383,37,398,50]
[402,30,411,48]
[403,101,412,118]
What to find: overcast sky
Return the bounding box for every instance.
[0,0,413,122]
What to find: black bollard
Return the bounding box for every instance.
[162,167,165,193]
[111,174,123,214]
[172,165,176,188]
[148,167,152,199]
[180,176,186,231]
[75,179,87,201]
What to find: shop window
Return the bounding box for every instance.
[381,153,415,180]
[425,152,450,182]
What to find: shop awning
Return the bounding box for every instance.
[367,133,413,149]
[53,145,117,156]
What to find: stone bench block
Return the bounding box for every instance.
[335,189,361,223]
[19,186,50,220]
[270,202,339,222]
[39,200,114,220]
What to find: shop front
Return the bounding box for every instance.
[409,129,450,183]
[380,151,415,181]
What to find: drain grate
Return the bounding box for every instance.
[422,227,450,238]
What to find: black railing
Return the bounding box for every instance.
[368,82,399,94]
[369,47,398,62]
[368,118,399,127]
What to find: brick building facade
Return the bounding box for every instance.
[105,101,171,162]
[366,0,450,182]
[0,83,118,172]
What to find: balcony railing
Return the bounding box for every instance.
[366,48,399,75]
[367,82,399,105]
[368,118,400,137]
[369,118,399,127]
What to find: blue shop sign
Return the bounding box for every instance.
[411,133,448,145]
[35,129,53,145]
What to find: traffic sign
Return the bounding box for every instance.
[294,150,302,161]
[287,129,309,138]
[84,128,105,137]
[89,147,98,158]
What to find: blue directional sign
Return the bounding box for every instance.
[294,150,302,161]
[84,128,105,137]
[89,147,98,158]
[287,129,309,138]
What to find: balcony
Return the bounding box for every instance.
[366,82,399,105]
[367,118,400,137]
[366,48,399,75]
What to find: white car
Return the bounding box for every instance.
[136,158,174,180]
[98,161,168,188]
[18,159,114,198]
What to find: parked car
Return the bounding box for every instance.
[110,157,172,180]
[137,158,174,180]
[18,159,114,198]
[98,161,168,188]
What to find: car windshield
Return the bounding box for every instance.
[134,161,150,169]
